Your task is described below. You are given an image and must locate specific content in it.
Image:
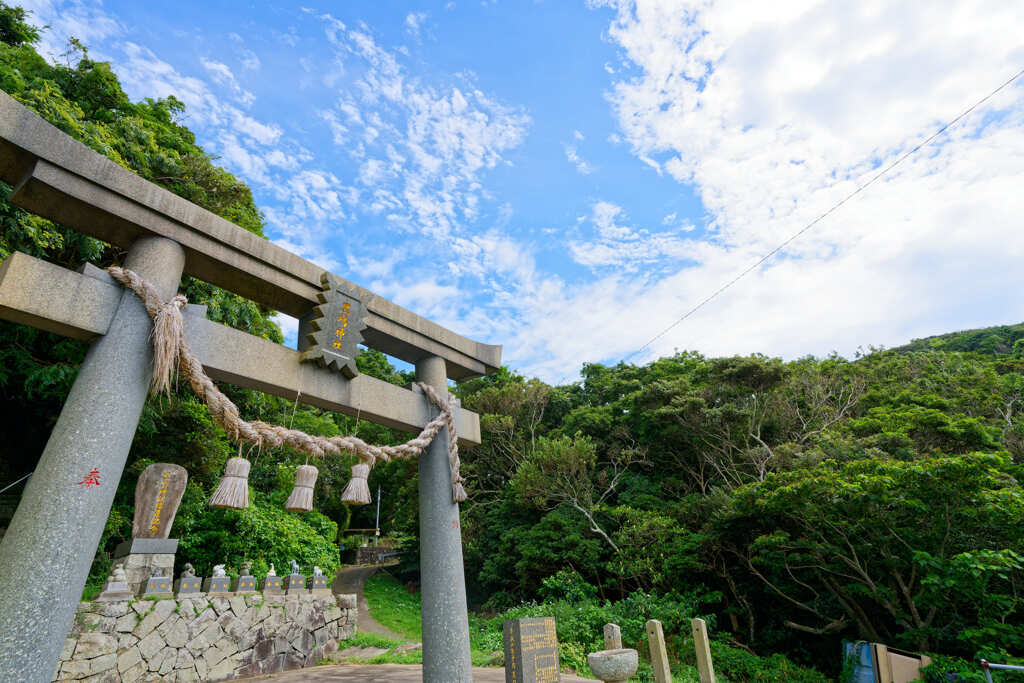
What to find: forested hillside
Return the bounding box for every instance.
[0,6,1020,680]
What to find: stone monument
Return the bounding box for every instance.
[113,463,187,595]
[503,617,560,683]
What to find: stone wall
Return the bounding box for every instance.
[52,592,357,682]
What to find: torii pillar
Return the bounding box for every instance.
[0,236,184,680]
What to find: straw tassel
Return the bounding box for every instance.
[285,464,319,512]
[209,457,251,509]
[150,294,186,395]
[341,462,371,505]
[452,479,467,504]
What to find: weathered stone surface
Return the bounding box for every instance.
[335,593,357,609]
[75,633,117,659]
[117,646,142,674]
[120,661,146,683]
[132,599,176,638]
[163,616,188,648]
[229,596,247,616]
[99,601,130,618]
[59,637,77,662]
[115,613,138,633]
[174,667,199,682]
[174,648,194,670]
[157,646,177,675]
[60,659,91,678]
[118,633,139,650]
[89,653,117,674]
[138,630,164,662]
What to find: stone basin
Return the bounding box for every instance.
[587,647,639,682]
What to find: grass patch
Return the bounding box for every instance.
[363,572,423,641]
[363,571,501,667]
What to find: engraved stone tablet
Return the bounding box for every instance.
[131,463,187,539]
[503,617,560,683]
[299,273,367,379]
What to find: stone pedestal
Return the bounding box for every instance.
[175,576,203,597]
[309,573,331,596]
[285,574,306,595]
[203,576,231,595]
[114,537,178,597]
[95,581,133,602]
[142,574,174,598]
[233,574,258,594]
[261,575,283,594]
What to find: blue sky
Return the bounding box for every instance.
[22,0,1024,381]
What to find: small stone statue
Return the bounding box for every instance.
[289,559,300,575]
[181,563,196,578]
[240,561,252,575]
[212,564,226,577]
[267,562,277,577]
[313,565,323,576]
[150,566,167,578]
[110,563,127,582]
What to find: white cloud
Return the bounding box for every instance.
[405,12,428,38]
[563,142,596,175]
[538,0,1024,376]
[314,17,530,240]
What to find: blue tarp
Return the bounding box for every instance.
[843,641,876,683]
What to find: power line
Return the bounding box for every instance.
[615,66,1024,366]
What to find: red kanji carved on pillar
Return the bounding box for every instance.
[76,468,101,487]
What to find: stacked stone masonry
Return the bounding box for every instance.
[52,592,357,682]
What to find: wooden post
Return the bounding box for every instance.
[604,623,622,650]
[646,619,673,683]
[691,618,717,683]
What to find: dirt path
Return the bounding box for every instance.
[332,565,408,642]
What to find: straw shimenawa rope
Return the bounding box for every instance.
[106,265,467,505]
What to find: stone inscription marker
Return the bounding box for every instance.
[0,91,499,682]
[131,463,187,538]
[504,617,560,683]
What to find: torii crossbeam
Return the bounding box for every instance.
[0,91,499,682]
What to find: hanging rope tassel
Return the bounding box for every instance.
[341,462,371,505]
[209,456,251,509]
[285,464,319,512]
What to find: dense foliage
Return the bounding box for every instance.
[440,347,1024,674]
[0,5,1020,679]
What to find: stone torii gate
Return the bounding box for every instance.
[0,91,500,682]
